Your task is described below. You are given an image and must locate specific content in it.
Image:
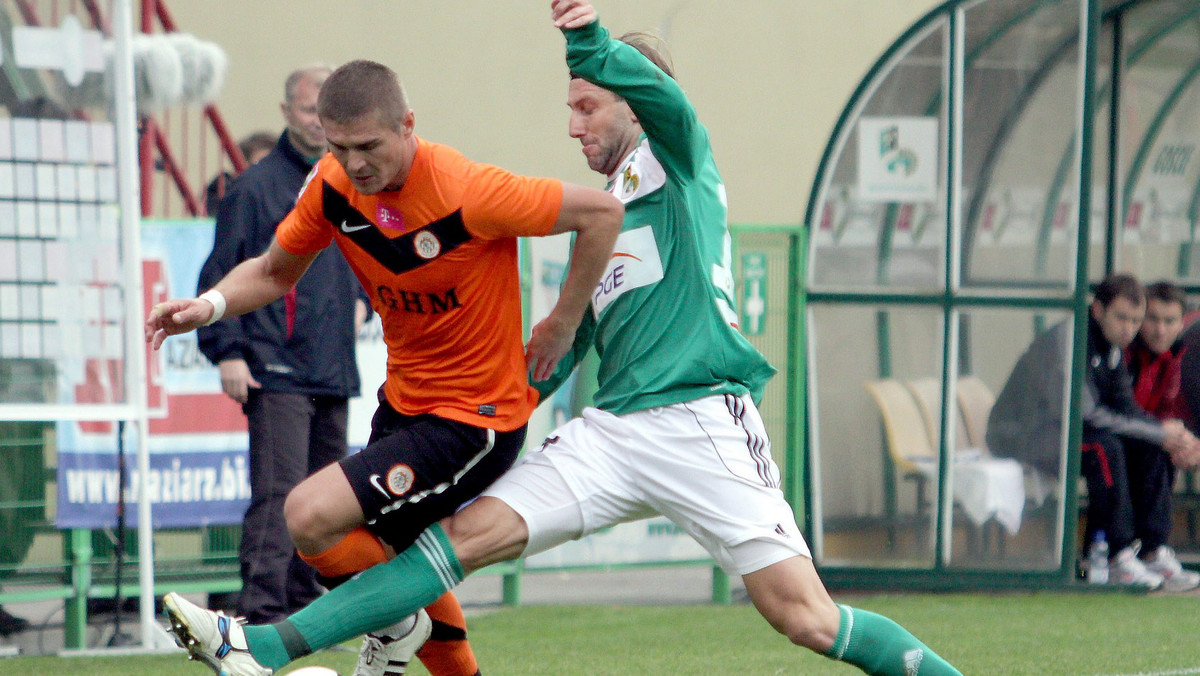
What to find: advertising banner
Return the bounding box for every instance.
[56,220,249,528]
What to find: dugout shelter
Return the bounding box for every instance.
[800,0,1200,588]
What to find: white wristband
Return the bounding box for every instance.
[199,289,227,326]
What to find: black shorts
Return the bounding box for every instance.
[340,399,526,552]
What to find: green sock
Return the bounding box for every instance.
[825,604,962,676]
[243,524,464,670]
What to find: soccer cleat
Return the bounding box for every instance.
[354,609,432,676]
[163,592,272,676]
[1109,543,1164,590]
[1142,545,1200,592]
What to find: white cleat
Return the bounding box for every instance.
[1109,543,1164,591]
[354,609,432,676]
[163,591,273,676]
[1143,545,1200,592]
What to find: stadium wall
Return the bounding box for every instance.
[168,0,944,228]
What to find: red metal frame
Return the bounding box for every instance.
[135,0,246,216]
[14,0,40,25]
[148,0,249,177]
[17,0,247,217]
[81,0,111,34]
[145,118,202,215]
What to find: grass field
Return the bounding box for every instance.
[2,592,1198,675]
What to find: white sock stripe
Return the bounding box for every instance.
[415,530,456,589]
[418,541,454,590]
[833,605,852,660]
[418,529,456,585]
[412,535,446,587]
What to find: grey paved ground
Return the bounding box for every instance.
[0,565,743,657]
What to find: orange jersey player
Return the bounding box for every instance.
[149,59,621,676]
[279,139,562,432]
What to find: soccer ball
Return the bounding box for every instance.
[287,667,341,676]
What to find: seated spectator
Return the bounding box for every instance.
[988,273,1200,590]
[1128,281,1194,425]
[1124,280,1200,591]
[202,131,276,215]
[1178,305,1200,431]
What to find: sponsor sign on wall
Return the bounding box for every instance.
[856,116,939,203]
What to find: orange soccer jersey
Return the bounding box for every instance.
[276,137,563,431]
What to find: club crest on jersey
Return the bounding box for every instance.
[386,464,416,496]
[620,165,640,198]
[413,230,441,259]
[377,204,406,232]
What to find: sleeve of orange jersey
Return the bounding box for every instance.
[460,163,563,240]
[276,160,335,255]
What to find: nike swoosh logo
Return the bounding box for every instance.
[368,474,391,498]
[612,252,643,261]
[340,220,373,233]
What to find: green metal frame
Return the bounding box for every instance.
[803,0,1127,589]
[1120,57,1200,219]
[1035,4,1200,277]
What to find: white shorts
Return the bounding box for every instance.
[481,393,810,575]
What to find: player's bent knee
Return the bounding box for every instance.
[282,490,316,545]
[442,497,529,573]
[283,486,336,552]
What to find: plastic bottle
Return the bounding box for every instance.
[1087,530,1109,584]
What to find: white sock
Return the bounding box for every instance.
[373,613,418,639]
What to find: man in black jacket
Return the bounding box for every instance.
[197,65,369,624]
[988,273,1199,589]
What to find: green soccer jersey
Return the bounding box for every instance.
[536,20,775,415]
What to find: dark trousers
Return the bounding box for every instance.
[1081,429,1175,555]
[237,392,349,624]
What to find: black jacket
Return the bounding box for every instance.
[196,131,366,398]
[1177,320,1200,435]
[987,315,1162,475]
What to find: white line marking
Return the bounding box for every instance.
[1092,668,1200,676]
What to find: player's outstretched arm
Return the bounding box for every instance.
[526,183,622,381]
[145,239,318,350]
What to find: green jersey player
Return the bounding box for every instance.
[162,3,962,674]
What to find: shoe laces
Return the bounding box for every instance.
[360,634,385,667]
